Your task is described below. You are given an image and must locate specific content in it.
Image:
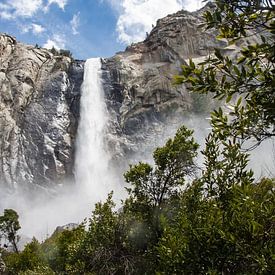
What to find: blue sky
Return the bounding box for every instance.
[0,0,204,60]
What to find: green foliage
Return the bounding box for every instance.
[125,125,199,209]
[202,132,254,201]
[3,238,54,275]
[59,49,73,58]
[49,47,59,56]
[156,130,274,274]
[0,209,21,253]
[157,2,275,273]
[65,194,136,274]
[49,47,73,58]
[123,125,199,272]
[157,177,275,274]
[203,0,275,39]
[175,0,275,145]
[41,225,85,273]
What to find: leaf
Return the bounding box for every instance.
[237,56,246,64]
[233,65,240,76]
[237,97,242,107]
[226,95,232,103]
[249,13,258,20]
[214,48,224,60]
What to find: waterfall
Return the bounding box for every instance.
[0,58,123,240]
[74,58,112,201]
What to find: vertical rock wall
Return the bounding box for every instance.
[0,34,83,189]
[102,6,226,165]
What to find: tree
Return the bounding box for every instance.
[123,125,199,265]
[49,46,58,56]
[65,192,134,275]
[175,0,275,147]
[3,238,54,275]
[59,49,73,58]
[156,129,275,274]
[201,132,254,203]
[0,209,21,253]
[0,249,6,274]
[157,177,275,274]
[49,47,73,59]
[155,1,275,273]
[124,125,199,209]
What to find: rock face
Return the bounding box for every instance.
[102,5,225,164]
[0,4,227,189]
[0,34,83,189]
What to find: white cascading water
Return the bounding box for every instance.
[74,58,113,201]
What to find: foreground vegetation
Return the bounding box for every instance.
[1,0,274,274]
[1,127,273,274]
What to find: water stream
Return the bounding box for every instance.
[74,58,112,201]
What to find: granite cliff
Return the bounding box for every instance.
[102,4,226,165]
[0,4,227,189]
[0,35,83,189]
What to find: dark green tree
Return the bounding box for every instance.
[62,193,134,275]
[3,238,54,275]
[49,46,58,55]
[39,224,85,273]
[59,49,73,58]
[157,133,275,274]
[124,125,199,209]
[123,125,199,269]
[0,209,21,253]
[156,1,275,273]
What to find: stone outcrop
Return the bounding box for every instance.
[102,4,225,164]
[0,34,83,189]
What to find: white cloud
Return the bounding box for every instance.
[102,0,205,45]
[45,0,68,11]
[183,0,204,12]
[32,23,45,34]
[0,3,13,19]
[70,12,80,35]
[0,0,71,20]
[0,3,10,11]
[22,23,45,35]
[0,10,13,20]
[116,0,182,44]
[43,34,66,50]
[0,0,69,19]
[0,0,43,19]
